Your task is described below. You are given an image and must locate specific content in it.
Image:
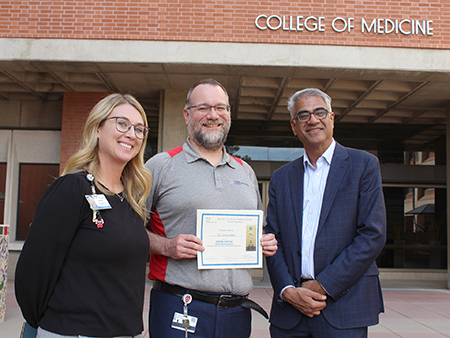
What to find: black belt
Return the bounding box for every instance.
[153,280,268,319]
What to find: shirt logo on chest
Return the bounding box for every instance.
[229,179,249,187]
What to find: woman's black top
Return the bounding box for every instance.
[15,172,149,336]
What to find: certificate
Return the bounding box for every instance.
[196,209,263,269]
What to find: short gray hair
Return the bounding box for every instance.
[287,88,332,119]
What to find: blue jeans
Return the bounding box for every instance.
[148,289,252,338]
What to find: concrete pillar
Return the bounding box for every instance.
[158,89,188,152]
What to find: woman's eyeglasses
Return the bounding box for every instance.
[104,116,149,139]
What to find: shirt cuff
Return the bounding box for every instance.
[280,285,295,300]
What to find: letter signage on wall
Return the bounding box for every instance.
[254,15,433,36]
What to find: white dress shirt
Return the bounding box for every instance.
[301,139,336,279]
[280,140,337,299]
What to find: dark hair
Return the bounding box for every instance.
[185,78,229,108]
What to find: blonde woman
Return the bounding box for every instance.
[15,93,152,338]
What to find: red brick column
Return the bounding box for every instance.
[60,92,109,174]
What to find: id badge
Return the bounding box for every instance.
[171,312,198,333]
[85,194,112,210]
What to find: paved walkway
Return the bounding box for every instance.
[2,279,450,337]
[249,285,450,338]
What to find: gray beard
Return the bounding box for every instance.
[188,117,230,150]
[192,126,228,150]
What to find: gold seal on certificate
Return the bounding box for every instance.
[196,209,264,269]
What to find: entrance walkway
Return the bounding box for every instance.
[2,279,449,337]
[249,279,450,338]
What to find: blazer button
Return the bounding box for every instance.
[296,250,301,256]
[340,289,349,297]
[293,278,299,285]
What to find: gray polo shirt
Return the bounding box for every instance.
[145,138,262,295]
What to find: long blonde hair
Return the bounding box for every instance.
[62,93,152,220]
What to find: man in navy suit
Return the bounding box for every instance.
[265,88,386,337]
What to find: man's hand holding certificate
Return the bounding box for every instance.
[196,209,264,269]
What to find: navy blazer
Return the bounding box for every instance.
[266,142,386,330]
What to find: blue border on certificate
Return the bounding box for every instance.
[197,209,263,269]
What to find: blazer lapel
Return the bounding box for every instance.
[317,144,349,235]
[289,157,304,243]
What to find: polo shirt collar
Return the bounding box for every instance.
[183,138,235,168]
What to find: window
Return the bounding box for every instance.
[379,186,447,269]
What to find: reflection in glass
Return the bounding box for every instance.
[379,186,447,269]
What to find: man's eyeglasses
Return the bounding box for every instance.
[104,116,149,139]
[187,104,230,114]
[294,108,330,123]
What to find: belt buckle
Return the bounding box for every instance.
[217,295,232,308]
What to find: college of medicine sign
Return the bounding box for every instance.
[255,15,433,36]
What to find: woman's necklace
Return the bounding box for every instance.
[96,173,125,202]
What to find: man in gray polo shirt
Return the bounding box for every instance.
[145,78,277,338]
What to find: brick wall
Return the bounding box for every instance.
[60,92,108,174]
[0,0,448,49]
